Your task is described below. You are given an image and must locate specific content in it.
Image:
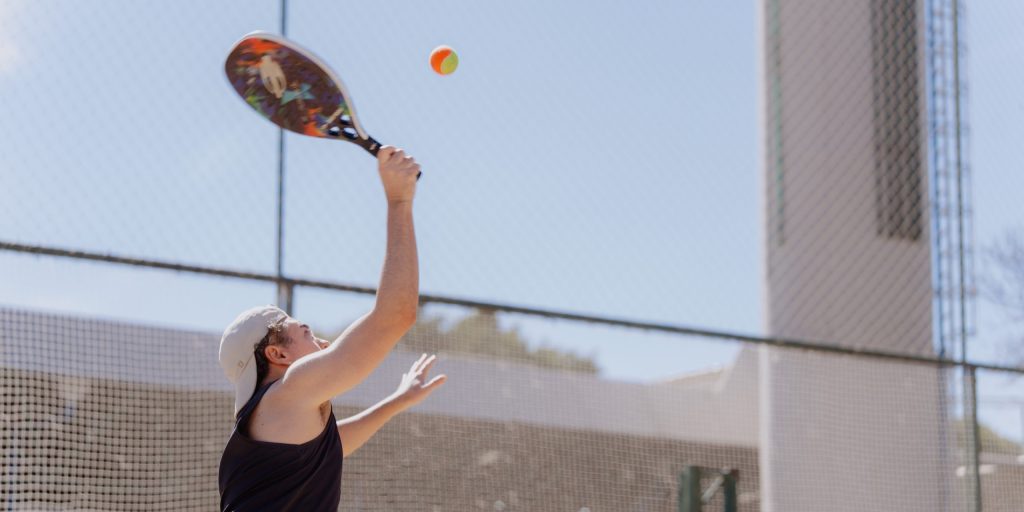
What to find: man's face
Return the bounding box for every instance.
[279,317,329,362]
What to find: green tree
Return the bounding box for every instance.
[953,419,1023,455]
[399,309,600,374]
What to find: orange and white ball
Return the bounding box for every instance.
[430,45,459,76]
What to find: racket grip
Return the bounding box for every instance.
[363,136,422,181]
[362,136,382,156]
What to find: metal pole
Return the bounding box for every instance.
[927,3,952,508]
[952,0,966,365]
[964,365,982,512]
[951,3,980,509]
[722,469,738,512]
[7,239,1024,373]
[275,0,293,314]
[679,466,701,512]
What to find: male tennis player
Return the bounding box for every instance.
[217,147,446,511]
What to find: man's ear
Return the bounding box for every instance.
[264,344,290,365]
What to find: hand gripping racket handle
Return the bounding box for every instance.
[361,136,422,180]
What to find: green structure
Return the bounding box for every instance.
[678,466,738,512]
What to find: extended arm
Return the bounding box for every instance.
[336,397,403,458]
[275,147,422,407]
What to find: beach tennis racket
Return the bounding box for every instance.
[225,31,420,177]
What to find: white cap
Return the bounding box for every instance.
[219,305,288,415]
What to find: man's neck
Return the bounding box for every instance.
[260,368,286,388]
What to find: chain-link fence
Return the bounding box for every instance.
[2,305,1021,511]
[1,0,1023,510]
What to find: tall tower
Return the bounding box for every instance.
[759,0,949,510]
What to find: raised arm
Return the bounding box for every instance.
[276,147,421,407]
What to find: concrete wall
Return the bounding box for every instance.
[759,1,951,510]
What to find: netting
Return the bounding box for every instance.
[0,0,283,273]
[0,309,229,510]
[0,306,753,510]
[2,0,1024,510]
[975,369,1024,512]
[3,306,1022,510]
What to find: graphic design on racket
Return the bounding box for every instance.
[224,31,385,158]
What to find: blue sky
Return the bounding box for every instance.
[0,1,1022,440]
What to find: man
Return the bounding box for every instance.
[217,147,446,511]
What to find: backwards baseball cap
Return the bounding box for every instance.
[219,305,288,415]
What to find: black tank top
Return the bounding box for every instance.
[218,381,343,511]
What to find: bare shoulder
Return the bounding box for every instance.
[248,382,331,444]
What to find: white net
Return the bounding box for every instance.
[1,306,759,510]
[975,369,1024,512]
[2,305,1022,510]
[2,0,1024,510]
[0,308,229,510]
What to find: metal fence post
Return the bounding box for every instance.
[964,364,982,512]
[274,0,290,315]
[722,469,738,512]
[679,466,701,512]
[276,281,294,316]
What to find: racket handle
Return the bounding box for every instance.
[361,136,382,156]
[362,136,422,181]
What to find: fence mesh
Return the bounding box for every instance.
[975,369,1024,512]
[0,0,284,273]
[1,0,1023,510]
[5,306,1020,511]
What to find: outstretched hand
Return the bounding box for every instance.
[390,354,447,410]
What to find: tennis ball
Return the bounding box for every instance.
[430,45,459,76]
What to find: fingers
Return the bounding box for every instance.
[425,374,447,389]
[413,353,438,372]
[420,354,437,376]
[379,147,406,163]
[379,146,417,168]
[412,353,428,372]
[409,353,441,385]
[377,146,395,161]
[399,356,446,408]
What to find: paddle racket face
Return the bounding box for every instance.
[224,31,381,155]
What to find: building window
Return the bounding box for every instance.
[872,0,924,241]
